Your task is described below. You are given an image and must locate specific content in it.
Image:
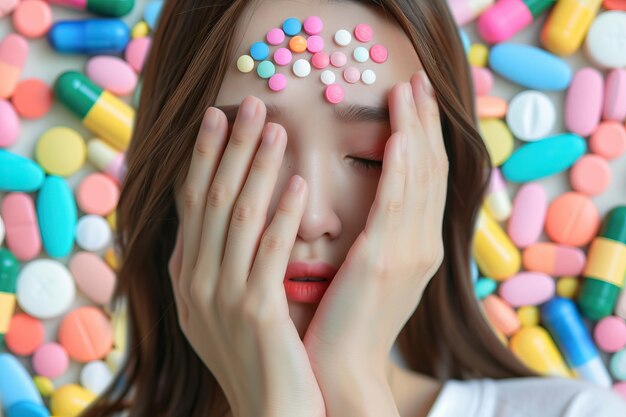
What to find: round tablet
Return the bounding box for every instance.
[81,360,113,395]
[556,276,579,299]
[16,259,76,319]
[289,35,307,53]
[311,51,329,69]
[610,349,626,381]
[75,215,112,252]
[585,11,626,69]
[5,313,44,355]
[590,121,626,160]
[330,51,347,67]
[292,59,311,78]
[569,154,611,196]
[354,23,373,42]
[12,0,52,38]
[325,84,344,104]
[334,29,352,46]
[35,126,86,177]
[370,44,388,63]
[343,66,360,84]
[353,46,369,63]
[320,70,336,85]
[273,47,292,66]
[361,69,376,85]
[257,60,275,79]
[236,55,254,73]
[32,342,70,378]
[11,78,53,119]
[77,173,120,216]
[250,41,270,61]
[282,17,302,36]
[306,35,324,53]
[268,73,287,92]
[266,27,285,45]
[594,316,626,353]
[544,192,600,247]
[506,90,556,141]
[58,306,114,363]
[303,15,323,35]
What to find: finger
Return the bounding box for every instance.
[168,225,189,325]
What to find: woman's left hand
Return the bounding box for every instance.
[303,69,449,383]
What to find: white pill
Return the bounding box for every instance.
[334,29,352,46]
[584,11,626,69]
[361,69,376,85]
[292,59,311,78]
[76,214,112,251]
[0,214,4,246]
[16,259,76,319]
[321,70,336,85]
[353,46,369,63]
[506,90,555,141]
[81,360,114,396]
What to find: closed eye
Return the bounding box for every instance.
[349,157,383,171]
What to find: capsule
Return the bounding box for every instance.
[510,326,572,377]
[472,207,521,280]
[578,206,626,320]
[0,249,19,350]
[541,0,603,56]
[55,71,135,151]
[0,353,45,409]
[36,176,77,258]
[0,33,28,99]
[478,0,555,44]
[49,0,135,17]
[87,139,127,184]
[483,167,511,222]
[541,297,612,387]
[447,0,495,25]
[48,19,130,55]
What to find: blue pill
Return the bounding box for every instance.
[250,41,270,61]
[282,17,302,36]
[7,401,50,417]
[143,0,164,31]
[0,150,45,192]
[36,176,77,258]
[48,19,130,54]
[474,277,497,299]
[460,29,470,55]
[489,43,572,91]
[0,353,44,411]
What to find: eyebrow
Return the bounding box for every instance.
[215,102,390,124]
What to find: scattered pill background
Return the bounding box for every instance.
[1,1,626,416]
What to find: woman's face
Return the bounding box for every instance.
[213,0,422,338]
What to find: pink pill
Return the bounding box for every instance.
[507,182,547,248]
[325,84,344,104]
[471,66,493,96]
[273,47,292,66]
[12,0,52,39]
[354,23,373,42]
[125,37,152,74]
[0,98,20,147]
[498,271,555,307]
[330,51,347,67]
[343,66,360,84]
[303,16,323,35]
[594,316,626,353]
[306,35,324,53]
[590,121,626,160]
[565,67,604,137]
[0,33,29,99]
[32,342,69,379]
[614,382,626,400]
[569,154,611,196]
[266,28,285,45]
[604,69,626,122]
[311,51,329,69]
[370,44,388,63]
[76,173,120,216]
[268,73,287,92]
[0,0,20,18]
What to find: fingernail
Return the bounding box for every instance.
[241,97,257,121]
[404,83,413,105]
[420,71,433,97]
[290,175,304,192]
[203,107,219,131]
[262,123,277,147]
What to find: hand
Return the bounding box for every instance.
[169,96,326,417]
[303,70,449,382]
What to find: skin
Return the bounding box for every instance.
[175,0,446,415]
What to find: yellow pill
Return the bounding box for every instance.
[51,384,97,417]
[540,0,602,56]
[132,21,150,38]
[35,127,86,176]
[237,55,254,73]
[34,375,54,397]
[106,348,125,373]
[469,44,489,67]
[479,119,514,167]
[557,276,580,298]
[104,247,119,271]
[111,307,128,351]
[106,210,117,231]
[289,35,307,53]
[517,306,540,327]
[473,207,521,280]
[510,326,573,378]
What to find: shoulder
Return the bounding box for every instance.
[427,377,626,417]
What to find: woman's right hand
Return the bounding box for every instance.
[168,95,326,417]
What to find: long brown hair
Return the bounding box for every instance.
[82,1,536,415]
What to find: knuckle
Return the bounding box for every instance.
[206,181,230,209]
[232,198,257,224]
[229,131,248,147]
[183,185,201,208]
[261,232,284,253]
[195,138,218,159]
[386,198,404,214]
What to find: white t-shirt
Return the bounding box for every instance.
[426,377,626,417]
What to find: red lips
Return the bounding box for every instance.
[284,261,338,281]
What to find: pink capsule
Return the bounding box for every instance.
[565,67,604,137]
[507,182,547,248]
[0,33,29,99]
[604,69,626,122]
[1,192,42,261]
[448,0,495,26]
[477,0,553,44]
[522,242,586,276]
[472,66,494,96]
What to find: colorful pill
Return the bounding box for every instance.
[143,0,163,31]
[32,342,69,379]
[517,306,540,327]
[569,154,611,196]
[476,96,507,118]
[618,281,626,320]
[266,28,284,45]
[250,41,270,60]
[12,0,53,39]
[50,384,97,416]
[610,349,626,381]
[87,139,127,185]
[58,306,113,362]
[312,51,329,69]
[282,17,301,36]
[471,66,493,96]
[507,182,547,248]
[483,167,511,222]
[353,46,369,63]
[477,0,555,43]
[70,252,116,306]
[448,0,496,26]
[499,271,555,307]
[306,35,323,53]
[565,67,604,137]
[343,66,360,84]
[472,207,521,280]
[361,69,376,85]
[288,36,307,53]
[468,43,489,67]
[369,44,388,63]
[0,150,45,192]
[303,16,323,35]
[292,59,310,77]
[594,316,626,353]
[354,23,373,42]
[37,176,77,258]
[49,0,135,17]
[268,73,286,92]
[604,69,626,121]
[474,277,497,299]
[541,0,603,56]
[5,314,45,356]
[0,0,19,17]
[482,294,521,336]
[590,122,626,160]
[510,326,572,377]
[124,36,151,73]
[35,126,86,177]
[330,51,347,67]
[17,259,76,319]
[0,98,20,147]
[236,55,254,73]
[80,360,113,396]
[545,192,599,247]
[584,11,626,69]
[334,29,352,46]
[556,276,580,299]
[478,118,514,166]
[11,78,53,119]
[604,0,626,9]
[1,193,42,261]
[0,249,19,349]
[257,61,275,78]
[75,214,112,251]
[77,173,119,216]
[48,19,130,54]
[325,84,344,104]
[0,353,45,409]
[86,55,138,96]
[506,90,555,141]
[523,243,586,276]
[0,33,28,99]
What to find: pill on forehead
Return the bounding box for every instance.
[343,66,360,84]
[354,23,373,42]
[257,60,275,78]
[266,27,285,45]
[353,46,369,63]
[330,51,347,67]
[370,44,388,63]
[292,58,311,77]
[321,70,336,85]
[268,73,287,91]
[311,51,330,69]
[288,35,307,53]
[303,15,323,35]
[334,29,352,46]
[325,83,344,104]
[237,54,254,72]
[273,47,292,66]
[282,17,302,36]
[250,41,270,60]
[306,35,324,53]
[361,69,376,85]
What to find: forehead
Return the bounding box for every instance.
[214,0,422,113]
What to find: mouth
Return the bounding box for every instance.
[288,277,328,282]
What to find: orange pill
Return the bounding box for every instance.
[5,313,45,356]
[522,242,586,276]
[589,121,626,160]
[545,192,600,247]
[11,78,53,119]
[12,0,52,39]
[288,35,307,53]
[482,294,521,336]
[569,154,611,196]
[476,96,507,119]
[58,306,113,363]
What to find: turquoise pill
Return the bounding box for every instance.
[282,17,301,36]
[36,176,77,258]
[610,349,626,381]
[250,41,270,60]
[257,61,275,79]
[474,277,497,299]
[0,150,45,192]
[460,29,470,55]
[353,46,369,63]
[0,249,19,293]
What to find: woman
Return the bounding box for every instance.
[81,0,626,416]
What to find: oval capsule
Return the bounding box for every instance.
[48,19,130,54]
[477,0,556,44]
[1,193,41,261]
[36,176,77,258]
[604,69,626,122]
[472,207,521,280]
[510,326,572,378]
[483,167,512,222]
[0,353,45,410]
[0,99,20,147]
[86,55,138,96]
[507,182,547,248]
[482,294,521,336]
[545,192,600,247]
[499,271,556,307]
[0,33,28,99]
[478,119,514,166]
[523,242,586,276]
[541,0,603,56]
[48,0,135,17]
[565,67,604,137]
